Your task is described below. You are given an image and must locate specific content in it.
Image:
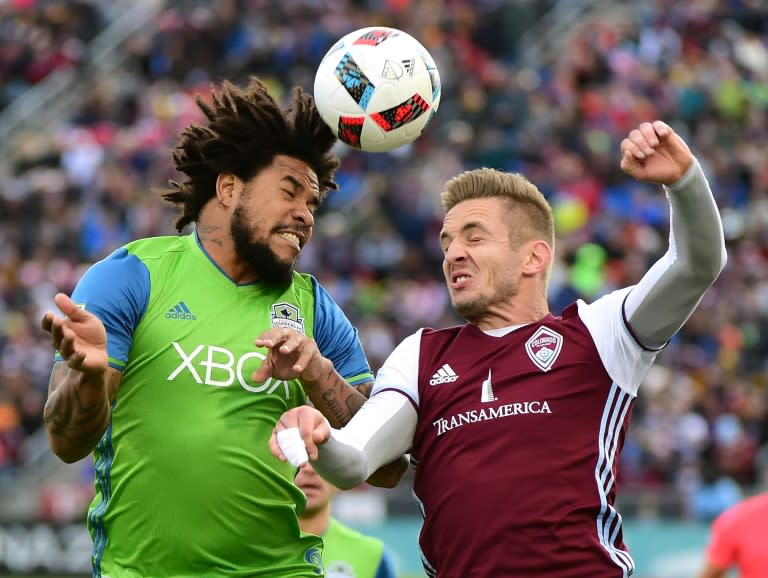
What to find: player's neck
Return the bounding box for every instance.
[471,297,550,331]
[298,507,331,536]
[196,218,259,284]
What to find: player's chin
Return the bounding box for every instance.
[281,255,300,273]
[271,244,301,267]
[452,295,483,321]
[448,289,469,306]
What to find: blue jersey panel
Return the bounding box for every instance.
[375,547,397,578]
[311,278,372,385]
[69,247,150,369]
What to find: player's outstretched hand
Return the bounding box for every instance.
[40,293,108,375]
[620,120,693,186]
[252,327,332,384]
[269,406,331,465]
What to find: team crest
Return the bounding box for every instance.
[525,326,563,372]
[271,302,305,334]
[304,546,324,575]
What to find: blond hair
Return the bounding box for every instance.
[441,168,555,250]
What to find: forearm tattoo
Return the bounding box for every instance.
[44,363,115,453]
[306,369,367,428]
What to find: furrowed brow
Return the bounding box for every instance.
[441,221,484,241]
[283,174,321,205]
[454,222,486,237]
[282,175,303,189]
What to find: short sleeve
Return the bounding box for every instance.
[61,247,150,370]
[576,287,659,396]
[312,279,373,385]
[371,330,422,405]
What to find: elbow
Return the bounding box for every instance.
[719,246,728,274]
[52,447,89,464]
[709,252,728,283]
[59,453,87,465]
[48,436,91,464]
[709,244,728,279]
[366,474,401,489]
[690,246,727,286]
[366,455,409,488]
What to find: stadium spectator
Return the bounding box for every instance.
[39,76,403,577]
[0,0,766,523]
[0,0,100,110]
[297,462,397,578]
[270,120,727,577]
[690,450,744,522]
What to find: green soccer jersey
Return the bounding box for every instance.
[321,519,395,578]
[67,234,373,577]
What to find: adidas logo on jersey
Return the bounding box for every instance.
[430,364,459,386]
[165,301,197,320]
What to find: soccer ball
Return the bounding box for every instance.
[313,26,441,153]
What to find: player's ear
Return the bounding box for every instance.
[215,172,242,207]
[521,240,552,277]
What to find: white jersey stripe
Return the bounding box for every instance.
[598,387,631,491]
[594,383,635,576]
[601,386,634,572]
[597,392,633,574]
[600,384,634,573]
[414,487,437,576]
[412,487,438,577]
[420,551,437,578]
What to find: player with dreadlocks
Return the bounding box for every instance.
[40,77,401,577]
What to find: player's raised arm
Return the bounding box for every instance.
[41,293,121,463]
[619,120,727,348]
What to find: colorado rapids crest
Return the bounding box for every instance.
[525,326,563,372]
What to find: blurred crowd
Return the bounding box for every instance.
[1,0,767,521]
[0,0,100,109]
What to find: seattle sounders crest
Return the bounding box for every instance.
[271,302,305,333]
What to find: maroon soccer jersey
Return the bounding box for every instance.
[373,287,659,577]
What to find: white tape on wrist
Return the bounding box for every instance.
[276,427,309,468]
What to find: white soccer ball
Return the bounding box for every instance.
[313,26,441,153]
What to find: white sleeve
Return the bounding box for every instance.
[371,329,423,404]
[624,158,726,347]
[577,289,659,397]
[312,390,417,490]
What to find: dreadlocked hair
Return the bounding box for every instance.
[161,76,340,232]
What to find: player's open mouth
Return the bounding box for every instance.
[451,273,471,287]
[278,232,302,248]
